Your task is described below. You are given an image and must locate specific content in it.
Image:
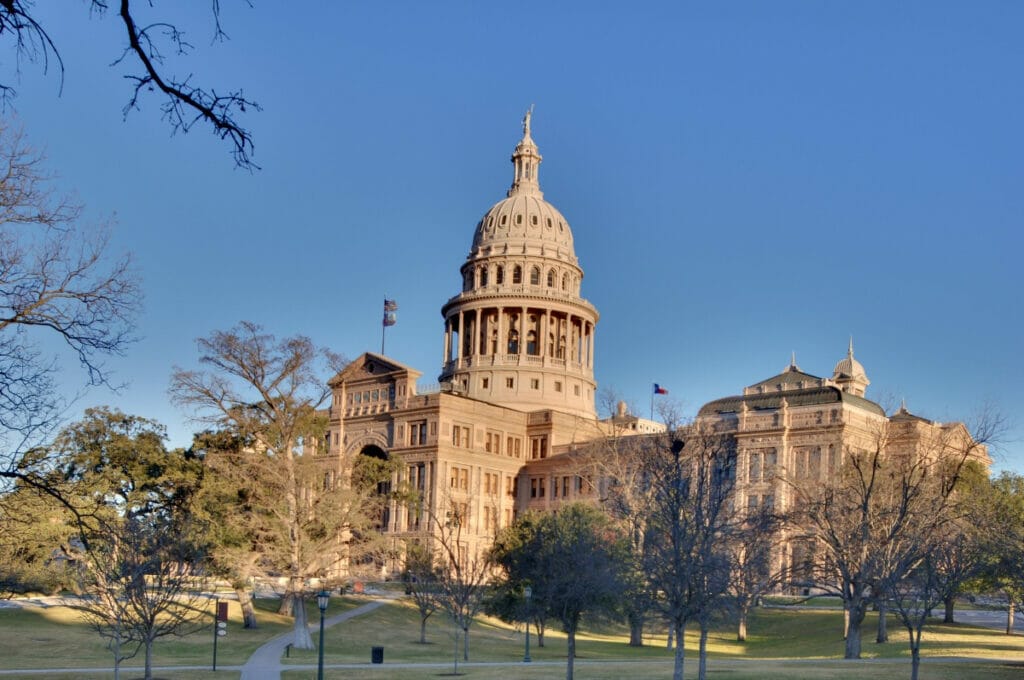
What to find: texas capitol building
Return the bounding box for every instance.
[322,114,988,577]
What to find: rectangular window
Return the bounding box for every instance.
[748,452,762,483]
[530,378,540,389]
[452,425,471,448]
[573,385,581,396]
[485,432,501,455]
[409,420,427,446]
[482,377,490,389]
[506,476,517,497]
[530,436,548,460]
[554,381,562,392]
[506,377,514,388]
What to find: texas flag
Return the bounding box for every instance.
[654,383,669,395]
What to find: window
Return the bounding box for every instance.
[573,385,581,396]
[480,266,488,287]
[513,265,522,284]
[748,452,762,482]
[530,435,548,460]
[496,265,504,284]
[507,436,521,458]
[506,377,515,389]
[546,269,555,287]
[516,214,522,225]
[409,420,427,446]
[554,381,562,392]
[484,472,499,495]
[562,273,569,290]
[449,466,469,491]
[530,378,540,390]
[534,477,546,498]
[562,476,570,497]
[506,476,517,497]
[532,215,538,225]
[481,377,489,389]
[530,266,540,285]
[507,330,519,354]
[452,425,471,448]
[485,432,501,455]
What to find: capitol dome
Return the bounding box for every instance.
[468,110,578,265]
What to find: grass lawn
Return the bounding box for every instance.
[0,595,361,677]
[0,594,1021,679]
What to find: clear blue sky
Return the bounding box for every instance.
[10,2,1023,471]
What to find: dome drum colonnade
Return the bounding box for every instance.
[439,110,599,419]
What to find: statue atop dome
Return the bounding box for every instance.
[522,105,533,137]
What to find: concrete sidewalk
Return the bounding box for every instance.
[240,599,386,680]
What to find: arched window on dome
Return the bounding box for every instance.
[479,266,488,287]
[463,270,472,292]
[530,267,540,286]
[558,335,566,359]
[513,265,522,284]
[548,332,555,357]
[546,269,555,287]
[507,329,519,355]
[561,273,569,291]
[496,265,504,285]
[527,330,537,356]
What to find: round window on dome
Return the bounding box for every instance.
[516,214,523,225]
[532,215,538,226]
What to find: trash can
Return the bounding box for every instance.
[371,646,384,664]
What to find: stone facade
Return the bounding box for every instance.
[323,114,986,579]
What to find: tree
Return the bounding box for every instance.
[492,504,629,680]
[0,124,139,494]
[622,424,737,680]
[170,322,388,650]
[28,407,207,680]
[428,495,492,671]
[725,502,783,642]
[979,472,1024,634]
[489,511,550,647]
[402,540,441,645]
[790,411,998,659]
[0,2,259,168]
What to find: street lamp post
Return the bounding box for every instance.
[523,586,532,663]
[317,590,330,680]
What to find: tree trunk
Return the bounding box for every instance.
[943,595,955,624]
[911,645,921,680]
[566,628,576,680]
[536,617,546,647]
[672,622,686,680]
[1007,599,1016,635]
[420,615,428,644]
[698,622,709,680]
[235,585,258,629]
[144,638,154,680]
[737,606,748,642]
[667,625,674,649]
[292,593,314,650]
[452,627,459,675]
[845,601,866,659]
[876,602,888,643]
[463,624,470,661]
[628,611,644,646]
[843,605,850,639]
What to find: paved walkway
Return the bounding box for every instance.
[240,599,386,680]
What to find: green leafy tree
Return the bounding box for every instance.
[28,408,207,680]
[492,503,629,680]
[979,472,1024,634]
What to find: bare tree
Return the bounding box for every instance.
[0,124,139,491]
[0,2,259,168]
[71,516,209,680]
[428,494,492,671]
[612,420,737,680]
[790,410,999,659]
[402,540,441,644]
[171,322,388,650]
[726,502,784,642]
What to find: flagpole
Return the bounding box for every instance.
[381,297,387,355]
[650,382,654,421]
